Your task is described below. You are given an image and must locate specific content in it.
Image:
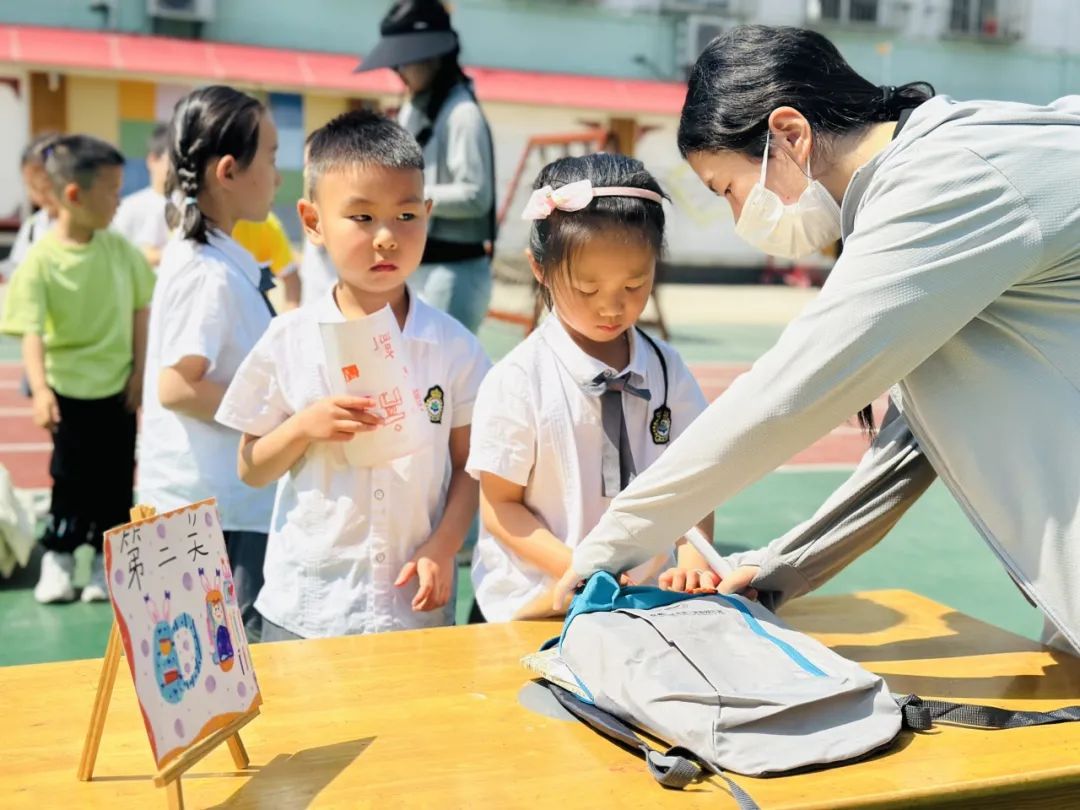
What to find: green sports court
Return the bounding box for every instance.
[0,283,1043,667]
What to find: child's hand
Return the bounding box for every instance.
[659,567,723,594]
[32,389,61,432]
[659,566,760,599]
[394,543,455,612]
[297,396,382,442]
[123,373,142,414]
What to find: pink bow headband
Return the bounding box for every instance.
[521,179,664,221]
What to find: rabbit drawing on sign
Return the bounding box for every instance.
[145,591,202,703]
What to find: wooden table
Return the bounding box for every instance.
[3,589,1080,808]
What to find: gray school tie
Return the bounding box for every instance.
[586,371,651,498]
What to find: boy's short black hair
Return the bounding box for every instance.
[147,123,170,159]
[305,109,424,198]
[43,134,125,194]
[20,131,61,167]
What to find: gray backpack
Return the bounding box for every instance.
[537,573,1080,809]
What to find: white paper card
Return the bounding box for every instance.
[319,304,429,467]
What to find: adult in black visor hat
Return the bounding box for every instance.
[357,0,497,335]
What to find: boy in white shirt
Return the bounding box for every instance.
[216,110,490,640]
[112,123,171,266]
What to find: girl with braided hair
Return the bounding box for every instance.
[138,85,280,642]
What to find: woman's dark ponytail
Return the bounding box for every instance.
[878,81,937,120]
[413,50,470,148]
[165,85,264,244]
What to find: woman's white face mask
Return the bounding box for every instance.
[734,132,842,260]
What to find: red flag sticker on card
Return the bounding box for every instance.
[342,365,360,383]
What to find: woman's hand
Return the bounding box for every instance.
[718,565,760,600]
[659,567,723,593]
[555,562,761,607]
[550,567,638,611]
[659,564,760,599]
[552,567,583,612]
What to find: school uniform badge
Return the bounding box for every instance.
[650,405,672,445]
[424,385,445,423]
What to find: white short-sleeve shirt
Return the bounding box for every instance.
[138,230,275,531]
[215,289,491,638]
[112,187,170,253]
[468,315,708,621]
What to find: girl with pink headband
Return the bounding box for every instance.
[465,153,721,622]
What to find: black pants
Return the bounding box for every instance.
[468,599,486,624]
[41,391,135,554]
[222,530,267,643]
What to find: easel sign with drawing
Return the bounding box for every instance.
[79,499,261,808]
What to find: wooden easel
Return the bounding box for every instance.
[77,505,259,810]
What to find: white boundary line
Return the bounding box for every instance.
[0,361,862,467]
[0,442,51,453]
[14,486,49,496]
[776,463,857,473]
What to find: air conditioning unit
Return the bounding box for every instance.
[147,0,216,23]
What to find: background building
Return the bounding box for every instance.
[0,0,1076,273]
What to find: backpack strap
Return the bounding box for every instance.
[896,694,1080,730]
[547,682,760,809]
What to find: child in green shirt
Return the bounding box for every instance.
[1,135,155,604]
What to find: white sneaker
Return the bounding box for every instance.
[34,551,76,604]
[81,553,109,603]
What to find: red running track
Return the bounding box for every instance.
[0,361,875,490]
